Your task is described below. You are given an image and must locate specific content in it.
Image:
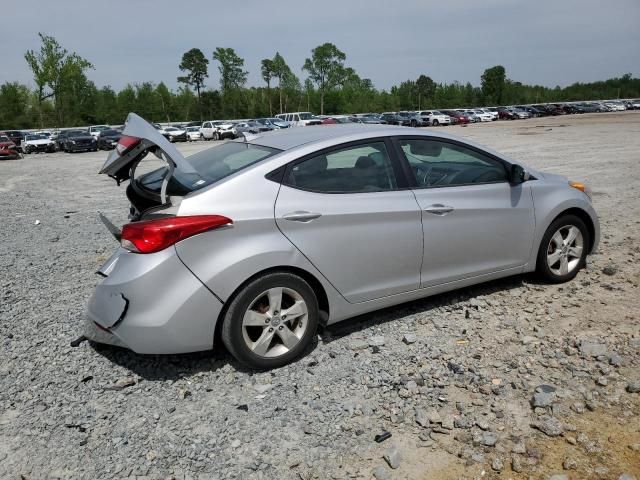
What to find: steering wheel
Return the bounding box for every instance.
[415,164,433,186]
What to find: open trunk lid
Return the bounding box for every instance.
[100,112,197,185]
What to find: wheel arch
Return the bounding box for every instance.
[548,207,597,254]
[213,265,330,347]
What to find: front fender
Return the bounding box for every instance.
[528,182,600,269]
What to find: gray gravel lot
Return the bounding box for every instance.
[1,113,639,479]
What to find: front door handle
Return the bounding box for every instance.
[424,204,454,215]
[282,211,322,222]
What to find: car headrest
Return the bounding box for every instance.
[408,141,442,157]
[355,156,376,169]
[298,155,328,174]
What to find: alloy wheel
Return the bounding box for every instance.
[546,225,584,276]
[241,287,308,358]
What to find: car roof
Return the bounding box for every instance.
[244,124,466,151]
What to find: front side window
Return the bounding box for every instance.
[284,141,397,193]
[399,139,507,188]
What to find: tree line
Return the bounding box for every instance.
[1,33,639,129]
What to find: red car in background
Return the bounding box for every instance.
[441,110,470,124]
[0,130,25,151]
[0,135,22,160]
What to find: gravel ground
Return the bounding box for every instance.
[1,112,639,480]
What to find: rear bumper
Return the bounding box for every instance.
[85,247,223,354]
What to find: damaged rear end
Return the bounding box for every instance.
[85,113,227,354]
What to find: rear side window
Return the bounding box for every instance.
[284,141,397,193]
[169,142,281,192]
[399,139,507,188]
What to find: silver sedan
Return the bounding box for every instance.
[85,113,599,369]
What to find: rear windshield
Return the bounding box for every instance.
[171,142,281,192]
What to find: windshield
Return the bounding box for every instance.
[26,135,45,141]
[165,142,281,192]
[68,130,86,136]
[101,129,120,136]
[0,136,10,142]
[92,126,109,132]
[298,113,314,120]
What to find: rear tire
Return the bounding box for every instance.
[221,272,319,369]
[536,214,589,283]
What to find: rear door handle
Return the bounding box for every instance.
[424,204,454,215]
[282,211,322,222]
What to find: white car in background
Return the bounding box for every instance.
[275,112,322,127]
[186,126,202,141]
[200,121,237,140]
[604,101,625,111]
[416,110,451,126]
[22,133,56,154]
[471,109,494,122]
[479,108,499,120]
[88,125,110,138]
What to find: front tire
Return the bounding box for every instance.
[432,119,439,126]
[221,272,319,369]
[536,214,589,283]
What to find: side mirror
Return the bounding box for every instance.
[509,164,530,184]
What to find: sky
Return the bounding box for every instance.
[1,0,639,92]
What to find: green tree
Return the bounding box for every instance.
[260,58,275,116]
[481,65,506,105]
[177,48,209,120]
[303,43,347,114]
[0,83,32,128]
[271,52,292,114]
[24,33,93,126]
[155,82,173,122]
[212,47,248,117]
[415,75,436,109]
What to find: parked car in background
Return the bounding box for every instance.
[255,118,289,129]
[186,126,203,141]
[0,135,22,159]
[353,114,387,124]
[416,110,451,126]
[397,111,424,127]
[34,130,54,139]
[216,122,239,140]
[441,110,470,124]
[497,106,516,120]
[275,112,322,127]
[320,115,355,125]
[235,121,273,135]
[57,129,97,152]
[87,113,600,369]
[604,101,625,111]
[458,110,480,123]
[88,125,110,139]
[97,129,123,150]
[380,112,406,126]
[0,130,25,151]
[479,108,499,120]
[470,109,494,122]
[508,107,531,119]
[163,126,188,143]
[22,134,56,153]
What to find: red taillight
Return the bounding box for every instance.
[115,135,141,156]
[121,215,232,254]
